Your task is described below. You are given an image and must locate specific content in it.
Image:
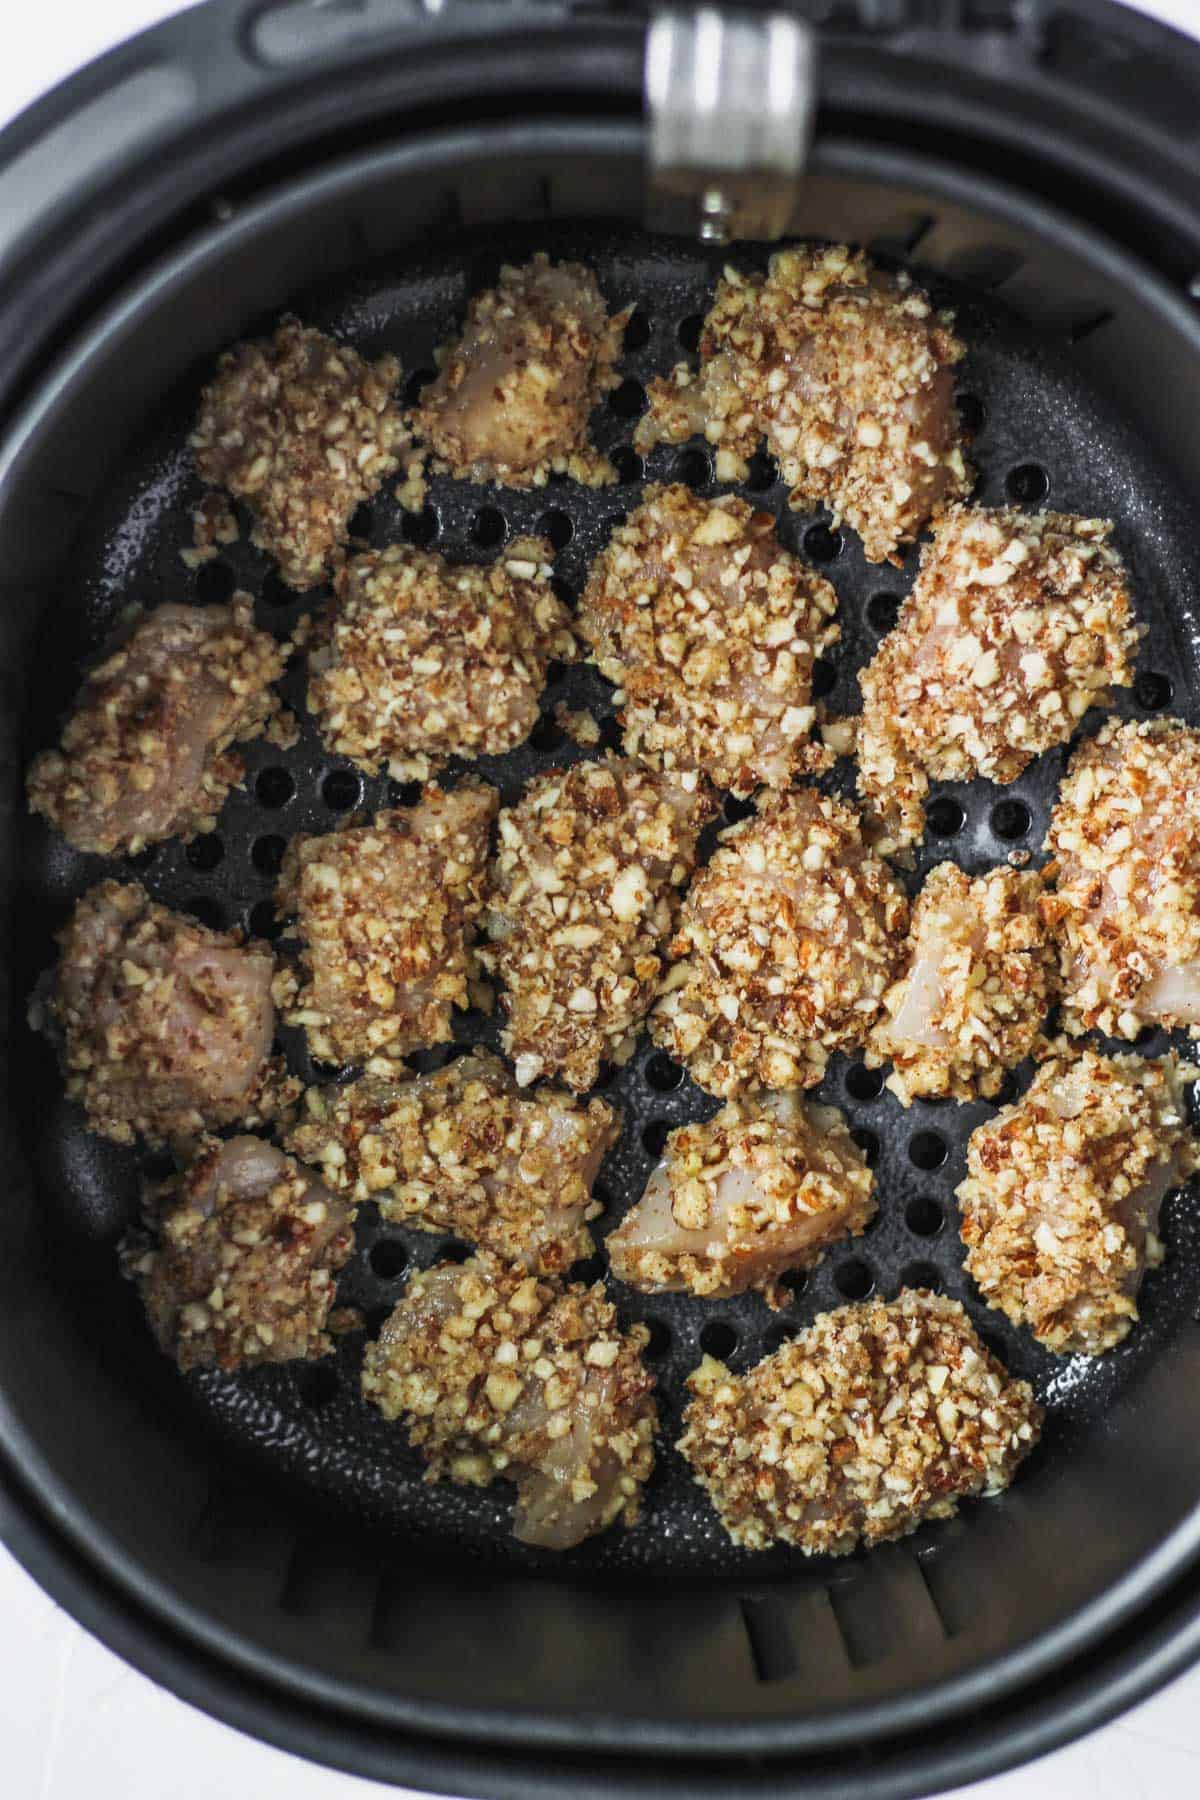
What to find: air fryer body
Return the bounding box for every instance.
[5,4,1200,1796]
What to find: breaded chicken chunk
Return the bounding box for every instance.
[274,781,496,1066]
[362,1253,657,1549]
[858,506,1139,852]
[867,864,1055,1104]
[679,1292,1040,1555]
[1042,717,1200,1038]
[31,880,290,1147]
[959,1048,1199,1355]
[191,317,406,590]
[26,599,288,858]
[307,536,574,781]
[635,246,971,564]
[283,1049,620,1275]
[608,1091,874,1305]
[130,1136,353,1372]
[480,758,717,1091]
[579,485,838,791]
[407,254,626,489]
[652,787,907,1097]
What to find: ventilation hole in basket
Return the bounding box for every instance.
[387,779,423,808]
[347,502,373,539]
[835,1258,874,1300]
[763,1321,799,1355]
[723,793,756,824]
[643,1317,672,1357]
[299,1364,339,1408]
[781,1268,808,1298]
[699,1320,737,1359]
[677,313,703,353]
[645,1052,685,1092]
[993,1069,1021,1106]
[402,505,439,548]
[1135,1022,1160,1049]
[184,895,225,931]
[623,309,651,351]
[991,798,1032,841]
[609,379,647,420]
[926,795,965,837]
[537,509,574,551]
[906,1197,945,1238]
[260,570,294,609]
[185,833,223,872]
[598,714,624,752]
[247,899,282,941]
[642,1119,671,1157]
[901,1260,942,1294]
[251,834,286,876]
[256,766,295,808]
[956,392,986,434]
[1005,462,1050,504]
[851,1128,880,1168]
[127,845,157,871]
[322,769,362,812]
[804,523,843,564]
[810,656,837,700]
[674,447,711,489]
[746,452,779,492]
[404,367,437,407]
[570,1252,606,1285]
[1135,670,1174,711]
[195,559,235,604]
[845,1063,884,1102]
[530,715,565,753]
[591,1061,618,1092]
[439,1239,472,1265]
[369,1239,408,1280]
[550,574,576,610]
[909,1130,948,1172]
[472,507,507,549]
[867,592,900,634]
[740,1595,799,1685]
[613,446,644,485]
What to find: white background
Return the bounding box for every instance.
[4,2,1200,1795]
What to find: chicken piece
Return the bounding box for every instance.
[609,1092,874,1304]
[579,485,839,792]
[858,506,1139,852]
[958,1048,1199,1355]
[362,1253,656,1549]
[480,758,717,1092]
[191,317,406,590]
[274,782,496,1067]
[867,864,1055,1105]
[307,536,575,782]
[1042,717,1200,1038]
[26,598,288,858]
[679,1292,1040,1555]
[652,787,907,1097]
[129,1136,353,1372]
[283,1050,620,1275]
[635,246,971,565]
[30,880,289,1147]
[407,254,626,488]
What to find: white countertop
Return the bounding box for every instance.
[5,2,1200,1794]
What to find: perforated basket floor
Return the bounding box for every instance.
[20,223,1200,1576]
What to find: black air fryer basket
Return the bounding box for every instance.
[5,1,1200,1794]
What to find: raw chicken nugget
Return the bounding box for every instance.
[191,316,406,590]
[959,1047,1199,1355]
[635,245,971,564]
[283,1049,620,1275]
[579,484,838,792]
[26,598,288,858]
[858,506,1139,852]
[407,253,626,489]
[652,787,907,1097]
[362,1252,656,1550]
[130,1136,353,1372]
[480,758,717,1092]
[867,863,1055,1105]
[608,1091,874,1305]
[274,781,496,1066]
[308,535,575,782]
[31,879,288,1147]
[1042,717,1200,1039]
[679,1291,1041,1556]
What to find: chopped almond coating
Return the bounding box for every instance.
[308,536,575,782]
[191,317,406,590]
[858,506,1139,852]
[867,863,1055,1105]
[1042,717,1200,1038]
[407,254,626,489]
[609,1091,874,1305]
[635,246,971,564]
[30,879,290,1148]
[958,1048,1200,1355]
[274,781,497,1066]
[652,787,907,1097]
[680,1292,1040,1555]
[130,1136,353,1372]
[362,1253,657,1549]
[26,599,288,858]
[480,758,717,1092]
[579,485,838,791]
[283,1049,620,1275]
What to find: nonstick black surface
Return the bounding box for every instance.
[18,224,1200,1576]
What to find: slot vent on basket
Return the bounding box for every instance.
[740,1595,798,1684]
[912,1551,961,1640]
[1068,309,1115,343]
[826,1574,893,1670]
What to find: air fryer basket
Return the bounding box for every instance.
[5,3,1200,1796]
